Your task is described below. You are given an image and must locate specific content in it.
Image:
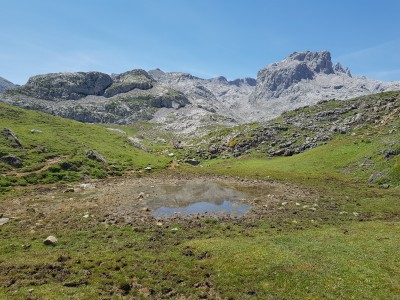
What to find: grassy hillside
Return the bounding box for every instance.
[0,103,171,192]
[185,91,400,187]
[0,92,399,299]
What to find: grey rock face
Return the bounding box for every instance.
[1,154,23,168]
[0,76,15,93]
[15,72,113,100]
[86,150,106,163]
[250,50,400,122]
[333,62,352,77]
[104,69,154,97]
[254,51,334,99]
[1,128,23,149]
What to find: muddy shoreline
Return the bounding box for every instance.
[1,173,316,230]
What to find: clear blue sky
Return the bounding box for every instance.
[1,0,400,84]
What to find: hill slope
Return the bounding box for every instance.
[0,103,171,192]
[184,91,400,186]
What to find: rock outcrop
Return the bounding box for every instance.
[14,72,113,100]
[0,76,15,93]
[104,69,154,97]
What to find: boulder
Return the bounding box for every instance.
[43,235,58,246]
[184,158,200,166]
[86,150,106,163]
[1,128,23,148]
[0,218,9,226]
[1,154,22,168]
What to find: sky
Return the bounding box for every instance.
[1,0,400,84]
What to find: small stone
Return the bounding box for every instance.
[0,218,9,226]
[83,213,89,218]
[156,222,163,226]
[144,166,152,171]
[43,236,57,246]
[171,227,179,231]
[353,212,359,216]
[295,202,300,206]
[168,153,175,157]
[281,202,288,206]
[137,192,145,199]
[28,289,34,293]
[142,207,150,212]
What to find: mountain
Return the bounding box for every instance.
[2,70,189,124]
[1,51,399,135]
[147,69,256,134]
[0,76,15,93]
[249,51,400,120]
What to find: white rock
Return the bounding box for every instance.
[43,236,58,246]
[0,217,9,226]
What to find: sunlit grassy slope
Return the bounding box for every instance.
[0,103,171,190]
[194,116,400,186]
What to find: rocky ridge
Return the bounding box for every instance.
[1,51,400,135]
[185,91,400,161]
[0,76,15,93]
[3,70,190,124]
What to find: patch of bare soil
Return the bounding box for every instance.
[0,173,317,231]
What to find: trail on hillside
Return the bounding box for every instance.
[6,156,68,177]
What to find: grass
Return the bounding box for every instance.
[190,118,400,187]
[1,217,399,299]
[0,103,171,191]
[0,92,400,299]
[188,221,400,299]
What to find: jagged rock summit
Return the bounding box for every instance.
[250,50,400,121]
[0,76,15,93]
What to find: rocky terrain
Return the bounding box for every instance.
[0,76,15,93]
[185,91,400,162]
[1,51,400,135]
[249,51,400,121]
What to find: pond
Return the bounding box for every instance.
[138,180,251,217]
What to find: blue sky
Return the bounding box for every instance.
[1,0,400,84]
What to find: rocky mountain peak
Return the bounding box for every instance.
[253,51,351,99]
[287,50,334,74]
[333,62,352,77]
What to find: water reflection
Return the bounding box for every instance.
[138,181,251,217]
[152,200,251,217]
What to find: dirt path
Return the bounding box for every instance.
[6,156,68,177]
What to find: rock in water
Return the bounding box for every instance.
[43,236,58,246]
